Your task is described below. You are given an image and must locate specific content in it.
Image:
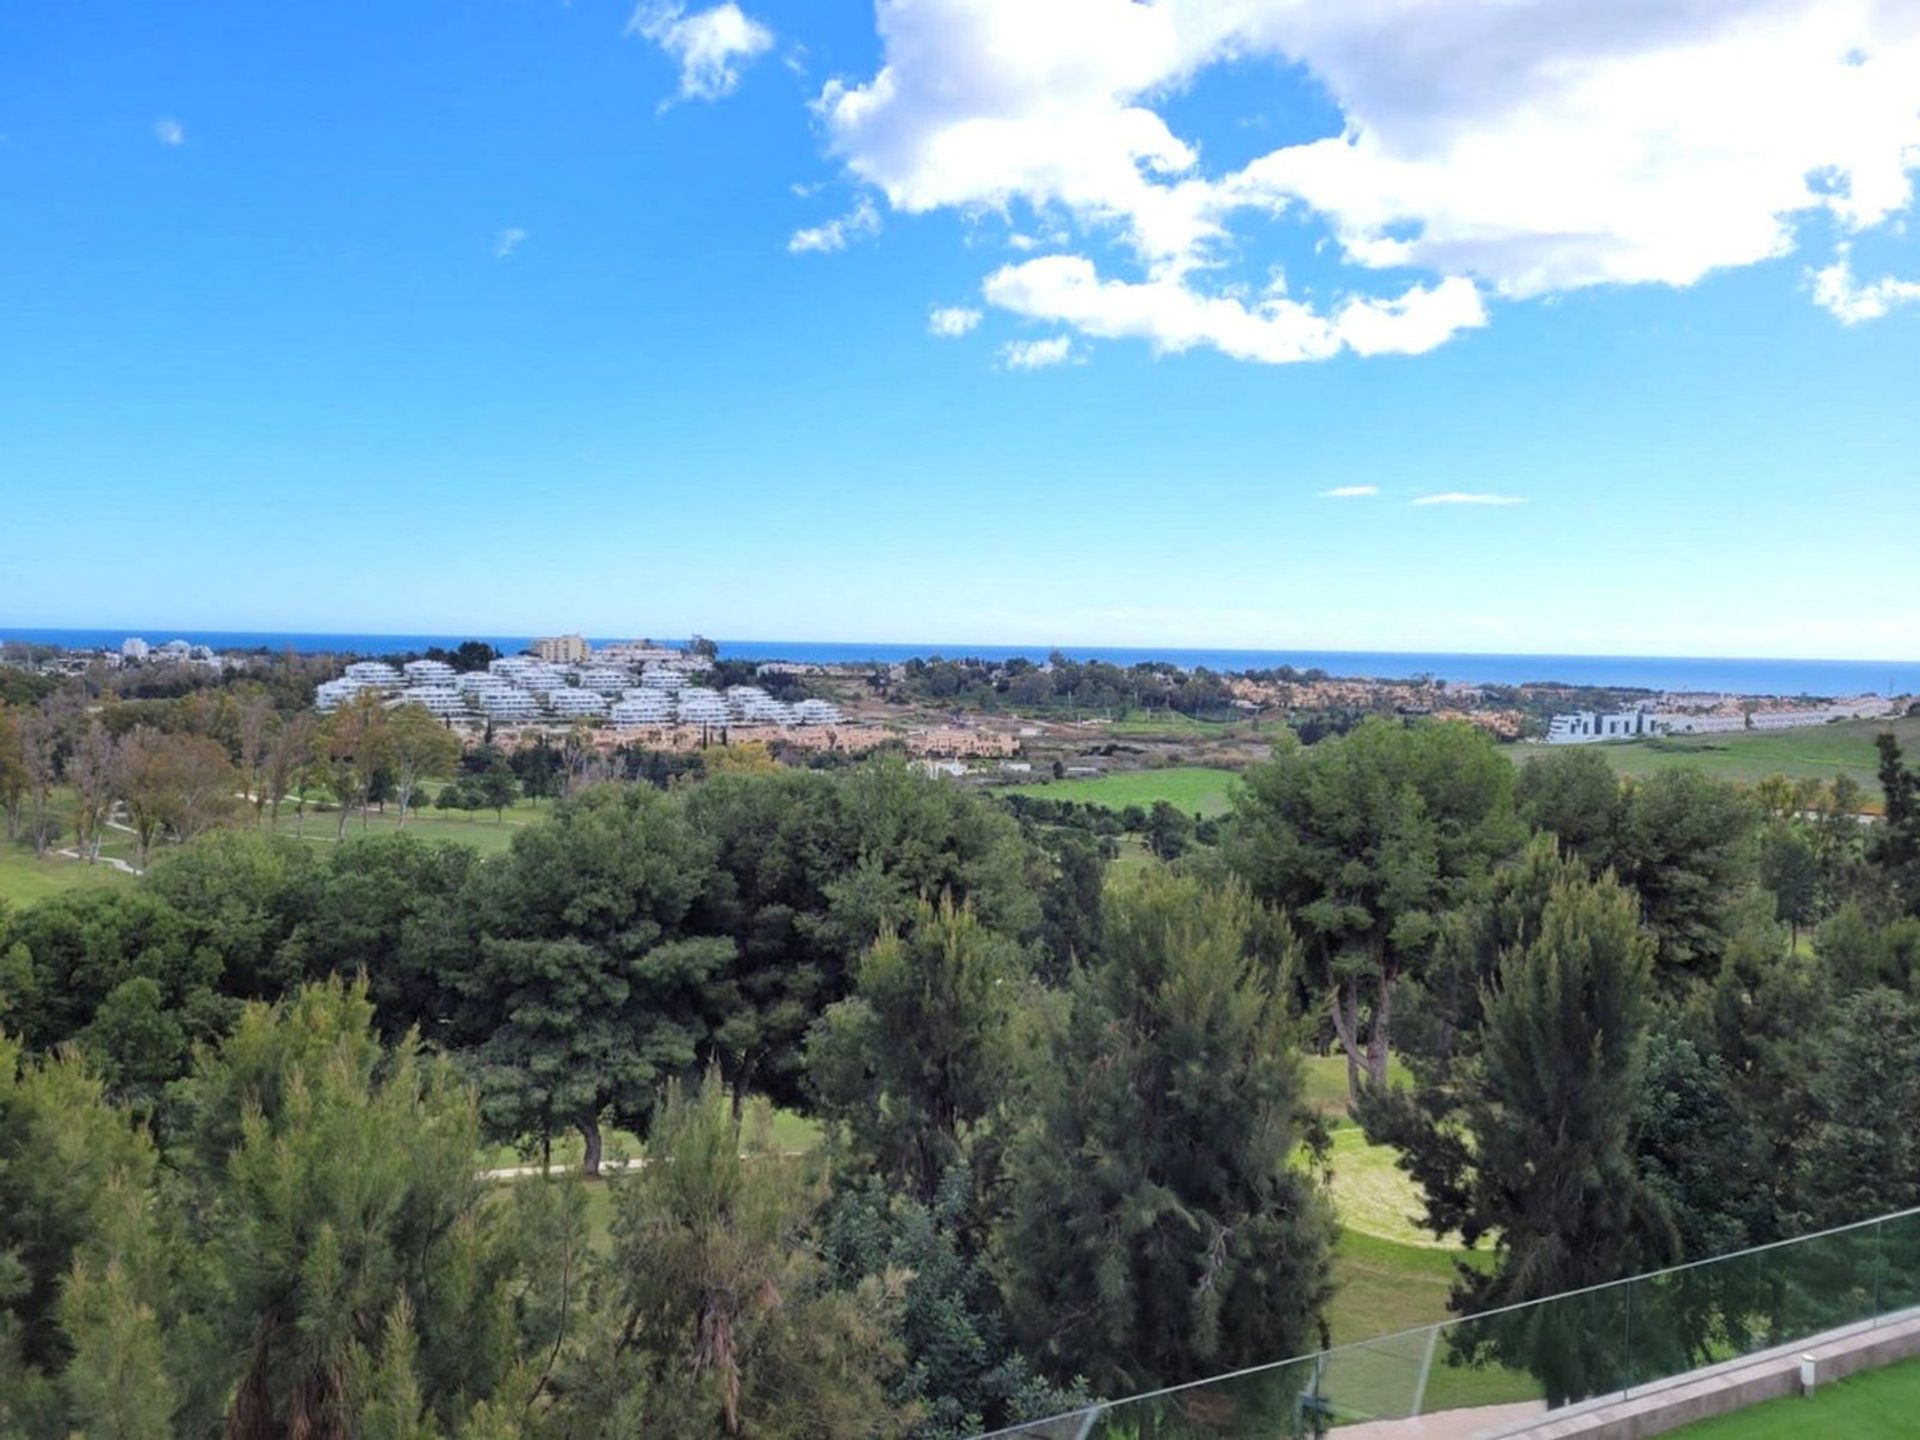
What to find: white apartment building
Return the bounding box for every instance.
[120,637,150,660]
[1654,713,1746,735]
[1545,709,1667,744]
[610,693,676,725]
[578,666,632,694]
[404,658,456,684]
[792,698,843,726]
[477,690,540,722]
[544,688,608,718]
[315,677,368,712]
[399,686,466,718]
[676,691,730,726]
[344,660,402,685]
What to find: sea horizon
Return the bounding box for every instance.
[5,627,1918,699]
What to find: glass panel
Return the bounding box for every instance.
[1314,1325,1430,1427]
[1878,1211,1920,1316]
[970,1210,1920,1440]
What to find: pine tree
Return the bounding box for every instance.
[1362,871,1678,1403]
[807,895,1028,1204]
[997,870,1335,1395]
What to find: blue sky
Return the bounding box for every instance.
[2,0,1918,658]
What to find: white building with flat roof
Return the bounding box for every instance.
[544,688,608,718]
[611,693,675,726]
[676,690,730,726]
[578,666,632,694]
[1546,709,1666,744]
[399,686,466,718]
[404,658,456,684]
[477,690,540,722]
[315,677,369,712]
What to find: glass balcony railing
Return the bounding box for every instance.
[975,1205,1920,1440]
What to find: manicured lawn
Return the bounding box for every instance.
[1668,1354,1920,1437]
[264,791,557,856]
[0,843,133,906]
[1298,1054,1453,1248]
[1511,714,1920,797]
[1300,1052,1413,1121]
[1321,1232,1531,1419]
[1323,1126,1460,1249]
[1326,1229,1468,1343]
[1000,766,1240,817]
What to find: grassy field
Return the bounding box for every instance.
[1511,713,1920,796]
[1325,1229,1469,1343]
[0,787,559,907]
[1301,1051,1413,1119]
[1000,765,1240,818]
[1669,1354,1920,1437]
[1298,1055,1460,1251]
[262,789,557,856]
[0,843,133,906]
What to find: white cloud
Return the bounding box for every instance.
[983,254,1485,363]
[813,0,1920,362]
[1811,244,1920,323]
[1002,336,1074,369]
[153,118,185,147]
[1321,485,1379,498]
[629,2,773,103]
[1413,492,1526,506]
[928,305,983,337]
[494,227,528,259]
[789,195,882,254]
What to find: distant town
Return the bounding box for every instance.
[5,631,1913,784]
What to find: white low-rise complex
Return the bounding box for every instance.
[310,636,851,735]
[1546,709,1665,744]
[1549,694,1903,744]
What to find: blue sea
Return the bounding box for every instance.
[5,628,1917,698]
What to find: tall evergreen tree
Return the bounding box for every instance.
[1361,871,1678,1402]
[1871,733,1920,914]
[1611,770,1759,987]
[169,978,521,1440]
[997,870,1335,1395]
[807,896,1029,1204]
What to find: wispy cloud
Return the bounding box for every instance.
[1413,492,1526,506]
[928,306,982,338]
[789,196,880,255]
[1321,485,1379,498]
[494,228,528,260]
[153,118,185,147]
[1002,336,1074,370]
[629,2,773,104]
